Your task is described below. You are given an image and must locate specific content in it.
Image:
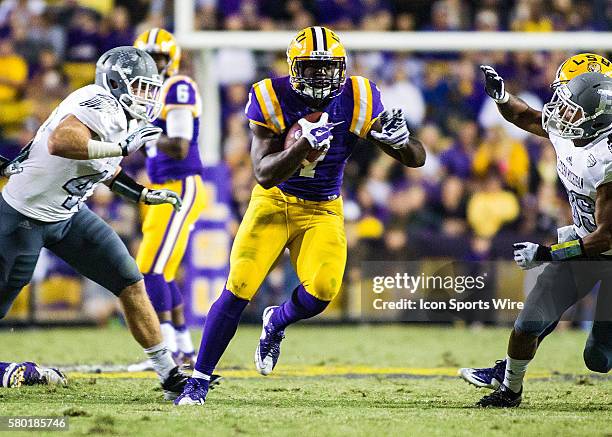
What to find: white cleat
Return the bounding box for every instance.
[254,306,285,376]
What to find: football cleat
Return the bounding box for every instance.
[161,366,189,401]
[254,306,285,376]
[127,359,154,372]
[476,384,522,408]
[209,374,223,390]
[2,363,26,388]
[458,359,506,389]
[174,377,209,406]
[20,362,67,386]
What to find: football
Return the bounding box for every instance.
[284,111,325,166]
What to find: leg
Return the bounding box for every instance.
[192,189,289,378]
[0,195,44,319]
[584,285,612,372]
[270,199,347,331]
[170,281,195,362]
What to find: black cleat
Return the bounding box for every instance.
[208,374,223,390]
[161,366,189,401]
[476,384,522,408]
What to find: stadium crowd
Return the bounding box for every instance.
[0,0,606,322]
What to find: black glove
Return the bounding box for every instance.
[480,65,508,103]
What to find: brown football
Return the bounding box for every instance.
[284,111,325,166]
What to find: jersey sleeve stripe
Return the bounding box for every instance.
[254,79,285,134]
[264,79,285,133]
[253,81,275,132]
[350,76,373,138]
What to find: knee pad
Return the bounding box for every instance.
[226,258,259,301]
[308,264,341,302]
[583,343,611,373]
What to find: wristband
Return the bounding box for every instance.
[87,139,122,159]
[550,239,584,261]
[110,169,146,203]
[494,92,510,104]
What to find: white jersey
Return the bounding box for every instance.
[2,85,129,222]
[550,132,612,254]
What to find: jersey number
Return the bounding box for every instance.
[299,151,327,178]
[567,190,596,233]
[62,171,109,210]
[177,84,190,103]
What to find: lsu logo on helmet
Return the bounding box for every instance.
[286,26,347,103]
[134,28,181,78]
[552,53,612,88]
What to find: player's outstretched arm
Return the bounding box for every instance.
[480,65,548,138]
[105,167,182,211]
[367,109,426,168]
[250,123,312,189]
[48,115,161,160]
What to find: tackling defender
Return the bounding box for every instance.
[129,28,205,370]
[459,53,612,392]
[0,46,189,400]
[175,26,426,405]
[466,70,612,408]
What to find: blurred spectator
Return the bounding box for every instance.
[467,172,520,238]
[100,6,135,54]
[439,120,478,179]
[0,37,30,139]
[381,63,426,128]
[0,0,45,27]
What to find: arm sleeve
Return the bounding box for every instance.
[166,108,194,140]
[71,93,122,141]
[244,80,285,134]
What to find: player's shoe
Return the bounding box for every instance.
[174,377,209,406]
[127,359,154,372]
[208,374,223,390]
[21,362,67,386]
[458,359,506,389]
[161,366,189,401]
[255,306,285,376]
[476,384,522,408]
[2,363,26,388]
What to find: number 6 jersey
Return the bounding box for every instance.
[2,85,129,222]
[550,132,612,254]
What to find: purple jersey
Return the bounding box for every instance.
[245,75,384,201]
[147,75,203,184]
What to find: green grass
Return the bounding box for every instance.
[0,325,610,436]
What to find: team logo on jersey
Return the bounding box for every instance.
[587,153,597,167]
[79,94,119,114]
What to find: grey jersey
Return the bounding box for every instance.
[549,132,612,254]
[2,85,129,222]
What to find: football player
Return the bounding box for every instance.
[0,46,189,400]
[467,72,612,408]
[129,28,205,370]
[459,53,612,392]
[175,26,426,405]
[0,362,67,388]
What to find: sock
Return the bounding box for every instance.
[503,356,531,393]
[175,324,195,355]
[192,369,211,381]
[194,287,249,376]
[160,321,178,355]
[144,343,176,381]
[168,280,184,308]
[143,274,172,313]
[268,284,330,332]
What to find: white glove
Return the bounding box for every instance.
[370,108,410,149]
[119,126,162,156]
[298,112,334,152]
[557,225,578,243]
[141,188,182,212]
[513,242,546,270]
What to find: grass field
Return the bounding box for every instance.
[0,324,610,436]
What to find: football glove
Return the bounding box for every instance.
[513,242,552,270]
[119,126,162,156]
[142,188,182,212]
[370,108,410,149]
[298,112,334,152]
[480,65,509,104]
[0,155,22,177]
